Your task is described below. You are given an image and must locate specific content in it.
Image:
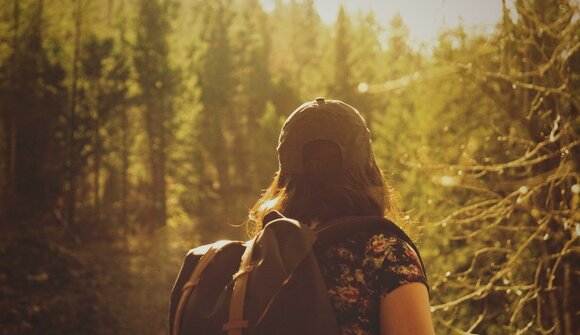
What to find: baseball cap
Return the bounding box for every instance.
[277,97,373,174]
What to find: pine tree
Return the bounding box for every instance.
[134,0,176,228]
[230,0,271,194]
[0,0,67,215]
[349,11,387,129]
[269,0,325,101]
[79,34,129,225]
[194,0,236,220]
[329,5,355,102]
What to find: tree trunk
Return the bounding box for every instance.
[562,263,572,334]
[107,0,114,26]
[145,94,167,228]
[121,109,129,232]
[94,113,101,225]
[158,92,167,227]
[119,7,129,232]
[67,0,82,227]
[145,97,167,229]
[2,0,19,216]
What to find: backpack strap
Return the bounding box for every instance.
[172,240,240,335]
[223,238,255,335]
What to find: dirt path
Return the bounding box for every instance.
[85,226,198,335]
[1,211,245,335]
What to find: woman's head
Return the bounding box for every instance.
[248,98,400,235]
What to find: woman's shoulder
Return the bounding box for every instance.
[319,227,428,294]
[319,221,414,249]
[319,227,418,264]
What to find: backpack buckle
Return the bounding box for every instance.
[222,319,249,331]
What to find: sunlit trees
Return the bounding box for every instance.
[329,6,355,102]
[229,0,271,197]
[423,1,579,333]
[193,0,237,222]
[371,13,425,209]
[134,0,177,228]
[0,0,67,215]
[0,0,577,333]
[79,35,129,225]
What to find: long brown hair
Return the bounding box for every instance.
[247,155,403,237]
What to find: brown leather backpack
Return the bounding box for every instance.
[169,212,426,335]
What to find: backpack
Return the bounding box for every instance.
[169,212,426,335]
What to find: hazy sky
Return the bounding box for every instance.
[260,0,512,46]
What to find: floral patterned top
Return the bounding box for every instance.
[316,230,428,335]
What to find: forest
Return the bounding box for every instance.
[0,0,578,334]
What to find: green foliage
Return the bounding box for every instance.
[0,0,67,213]
[134,0,178,228]
[412,2,579,333]
[0,0,577,334]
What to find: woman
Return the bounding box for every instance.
[248,97,435,335]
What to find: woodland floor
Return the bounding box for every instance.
[0,212,199,335]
